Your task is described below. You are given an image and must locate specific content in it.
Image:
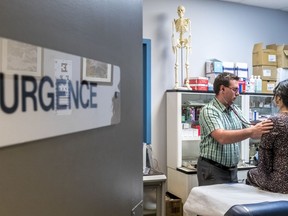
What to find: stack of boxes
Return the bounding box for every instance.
[205,59,249,89]
[205,59,223,85]
[186,77,209,91]
[191,43,288,93]
[275,45,288,82]
[252,43,277,93]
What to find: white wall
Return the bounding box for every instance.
[143,0,288,174]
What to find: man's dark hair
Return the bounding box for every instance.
[273,79,288,107]
[213,72,240,94]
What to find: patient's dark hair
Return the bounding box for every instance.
[213,72,240,94]
[273,79,288,107]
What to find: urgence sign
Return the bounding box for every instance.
[0,73,98,114]
[0,37,121,147]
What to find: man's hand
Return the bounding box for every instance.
[251,119,274,139]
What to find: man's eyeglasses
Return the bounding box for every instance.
[227,87,239,93]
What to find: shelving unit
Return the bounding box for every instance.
[166,90,217,171]
[166,90,217,202]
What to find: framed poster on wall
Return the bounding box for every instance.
[1,39,42,76]
[82,58,112,83]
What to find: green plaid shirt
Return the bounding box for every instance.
[199,97,249,167]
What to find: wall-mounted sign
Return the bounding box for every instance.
[0,37,121,147]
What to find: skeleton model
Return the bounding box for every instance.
[172,5,191,89]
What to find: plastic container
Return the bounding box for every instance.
[255,76,262,93]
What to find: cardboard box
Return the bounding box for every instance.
[166,192,182,216]
[235,62,248,79]
[253,66,277,80]
[252,43,277,66]
[205,59,223,73]
[206,72,221,84]
[187,77,208,85]
[277,45,288,68]
[277,68,288,83]
[262,80,276,93]
[222,61,235,74]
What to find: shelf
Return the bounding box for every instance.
[182,129,200,141]
[183,102,206,106]
[143,174,166,182]
[166,89,273,96]
[250,107,272,110]
[182,136,200,141]
[176,164,256,175]
[177,167,197,174]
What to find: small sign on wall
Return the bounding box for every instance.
[0,37,121,147]
[54,59,73,115]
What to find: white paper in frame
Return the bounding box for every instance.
[1,39,42,76]
[82,57,112,83]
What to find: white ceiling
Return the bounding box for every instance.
[215,0,288,12]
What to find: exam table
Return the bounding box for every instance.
[183,183,288,216]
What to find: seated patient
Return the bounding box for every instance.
[246,79,288,193]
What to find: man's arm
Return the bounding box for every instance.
[211,120,273,144]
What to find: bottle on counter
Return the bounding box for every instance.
[253,110,259,121]
[249,109,253,121]
[255,76,262,93]
[249,75,255,93]
[246,75,255,93]
[238,78,246,93]
[242,78,246,93]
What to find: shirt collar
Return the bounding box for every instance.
[213,97,231,113]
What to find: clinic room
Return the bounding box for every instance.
[1,0,288,216]
[143,0,288,216]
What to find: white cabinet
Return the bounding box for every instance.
[167,167,198,203]
[166,90,218,202]
[166,91,217,171]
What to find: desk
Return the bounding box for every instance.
[143,174,167,216]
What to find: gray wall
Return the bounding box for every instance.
[143,0,288,174]
[0,1,143,216]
